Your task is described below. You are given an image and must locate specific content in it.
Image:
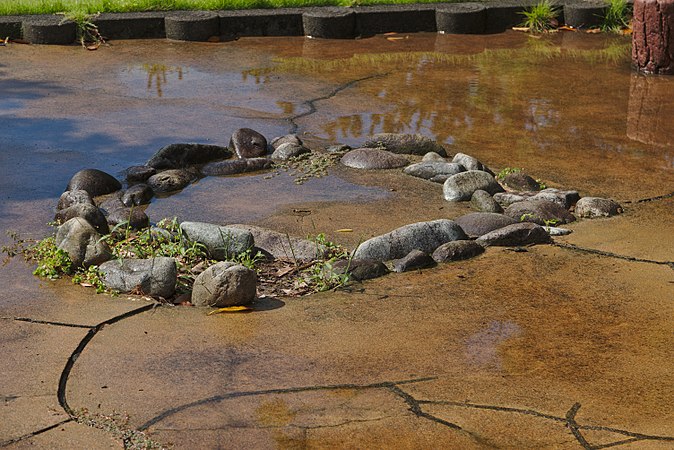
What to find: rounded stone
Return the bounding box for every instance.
[341,148,409,170]
[575,197,623,218]
[121,184,154,207]
[147,169,194,193]
[66,169,122,197]
[363,133,447,156]
[432,240,485,262]
[230,128,268,158]
[191,262,257,307]
[57,190,94,211]
[454,212,517,238]
[470,190,503,213]
[443,170,504,202]
[505,199,576,225]
[54,203,110,235]
[125,166,157,183]
[502,172,541,191]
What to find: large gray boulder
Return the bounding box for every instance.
[493,192,534,207]
[505,199,576,225]
[55,217,112,268]
[363,133,447,156]
[477,222,552,247]
[454,212,517,238]
[201,158,273,176]
[451,153,494,174]
[443,170,504,202]
[575,197,623,218]
[191,261,256,307]
[230,128,268,158]
[403,161,465,181]
[54,203,109,234]
[99,257,177,298]
[353,219,467,262]
[180,222,254,260]
[146,143,232,169]
[227,224,325,262]
[66,169,122,197]
[470,190,503,213]
[422,152,446,162]
[57,190,93,210]
[432,240,485,263]
[341,148,409,170]
[147,169,194,193]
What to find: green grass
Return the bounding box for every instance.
[0,0,462,16]
[519,0,559,33]
[601,0,632,33]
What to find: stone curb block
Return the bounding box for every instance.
[0,16,24,39]
[436,3,487,34]
[94,12,166,39]
[303,7,356,39]
[165,11,220,41]
[354,5,437,36]
[564,2,608,29]
[22,16,76,45]
[219,9,304,38]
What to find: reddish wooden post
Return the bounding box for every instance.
[632,0,674,74]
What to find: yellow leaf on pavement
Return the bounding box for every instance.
[208,305,252,315]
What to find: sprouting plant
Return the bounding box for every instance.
[72,266,108,294]
[601,0,632,33]
[305,259,351,293]
[542,218,560,228]
[31,236,72,279]
[60,8,105,49]
[536,179,547,190]
[231,247,265,271]
[520,0,560,33]
[520,213,537,222]
[496,167,523,181]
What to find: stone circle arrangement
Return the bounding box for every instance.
[49,129,622,309]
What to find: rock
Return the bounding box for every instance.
[271,134,303,149]
[271,143,310,160]
[230,128,268,158]
[493,192,534,207]
[502,172,541,191]
[55,217,112,268]
[125,165,157,183]
[429,174,453,183]
[391,249,435,273]
[201,158,273,176]
[363,133,447,156]
[545,227,573,236]
[146,143,232,169]
[54,203,109,234]
[147,169,194,193]
[57,190,93,210]
[451,153,494,175]
[180,222,254,260]
[341,148,409,170]
[422,151,446,162]
[333,259,389,281]
[454,212,517,238]
[533,188,580,209]
[353,219,467,262]
[470,190,503,213]
[99,197,150,230]
[326,144,351,153]
[505,199,576,225]
[66,169,122,197]
[575,197,623,218]
[403,162,465,180]
[432,240,485,262]
[227,224,325,262]
[121,184,153,207]
[477,222,552,247]
[99,257,177,298]
[191,261,256,307]
[443,170,504,202]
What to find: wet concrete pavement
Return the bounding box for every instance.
[1,32,673,448]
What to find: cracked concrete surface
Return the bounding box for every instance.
[1,32,673,448]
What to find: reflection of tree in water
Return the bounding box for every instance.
[242,38,633,158]
[141,64,184,97]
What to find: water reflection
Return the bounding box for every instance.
[465,321,521,370]
[140,64,184,97]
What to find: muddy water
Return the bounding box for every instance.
[1,32,673,447]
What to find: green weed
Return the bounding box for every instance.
[520,0,560,33]
[496,167,523,181]
[601,0,631,33]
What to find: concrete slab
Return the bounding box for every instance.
[4,421,119,449]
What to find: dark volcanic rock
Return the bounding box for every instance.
[505,199,576,225]
[391,249,435,273]
[66,169,122,197]
[147,169,194,193]
[125,165,157,183]
[54,203,109,234]
[363,133,447,156]
[201,158,273,176]
[477,222,552,247]
[454,212,517,238]
[341,148,409,170]
[147,143,231,169]
[230,128,268,158]
[57,190,94,211]
[121,184,154,207]
[502,172,541,191]
[432,240,485,262]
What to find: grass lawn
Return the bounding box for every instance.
[0,0,460,15]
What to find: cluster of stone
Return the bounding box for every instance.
[52,128,316,306]
[335,133,623,277]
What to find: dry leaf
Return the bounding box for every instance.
[559,26,576,31]
[512,27,530,32]
[387,37,404,41]
[336,228,353,233]
[79,282,94,288]
[384,32,398,36]
[275,266,295,278]
[208,305,252,315]
[586,28,602,34]
[207,36,220,42]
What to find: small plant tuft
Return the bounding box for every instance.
[520,0,560,33]
[601,0,632,33]
[496,167,523,181]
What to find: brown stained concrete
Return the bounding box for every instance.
[0,33,673,448]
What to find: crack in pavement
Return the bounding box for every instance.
[152,416,394,432]
[623,190,674,204]
[2,316,94,329]
[552,242,674,269]
[287,73,389,135]
[0,419,73,447]
[417,399,674,449]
